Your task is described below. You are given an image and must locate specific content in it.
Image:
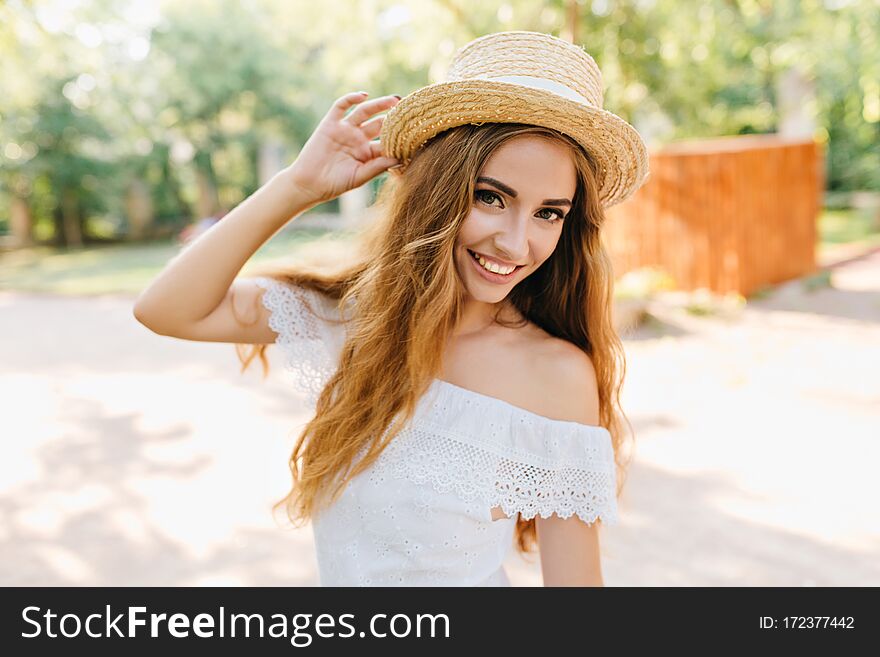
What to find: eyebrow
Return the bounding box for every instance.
[476,176,572,207]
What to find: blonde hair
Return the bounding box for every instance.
[237,123,634,555]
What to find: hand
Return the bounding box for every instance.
[286,91,401,206]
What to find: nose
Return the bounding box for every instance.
[492,211,530,264]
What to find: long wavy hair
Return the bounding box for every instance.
[237,122,634,555]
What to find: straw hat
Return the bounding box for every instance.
[379,30,650,208]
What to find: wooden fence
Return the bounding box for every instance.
[603,134,825,297]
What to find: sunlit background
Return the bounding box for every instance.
[1,0,878,586]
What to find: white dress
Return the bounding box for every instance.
[254,276,619,586]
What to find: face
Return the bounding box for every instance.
[454,135,577,304]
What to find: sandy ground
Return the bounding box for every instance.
[1,249,878,586]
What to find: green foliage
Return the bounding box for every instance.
[0,226,336,295]
[1,0,877,248]
[819,207,880,244]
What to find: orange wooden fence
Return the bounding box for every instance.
[603,134,825,297]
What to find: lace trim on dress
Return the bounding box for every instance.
[253,276,337,408]
[391,428,618,525]
[369,381,620,525]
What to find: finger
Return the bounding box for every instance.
[360,114,385,140]
[368,139,393,162]
[327,91,370,121]
[344,95,399,127]
[352,154,402,188]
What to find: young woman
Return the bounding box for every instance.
[134,31,649,587]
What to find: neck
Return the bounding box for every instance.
[452,295,518,337]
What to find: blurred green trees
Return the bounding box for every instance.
[1,0,878,247]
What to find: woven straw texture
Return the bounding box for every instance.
[379,31,650,208]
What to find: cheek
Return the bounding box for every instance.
[531,230,562,265]
[456,210,485,244]
[453,214,487,267]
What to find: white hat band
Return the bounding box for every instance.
[485,75,591,106]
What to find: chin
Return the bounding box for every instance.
[456,255,518,304]
[466,285,508,304]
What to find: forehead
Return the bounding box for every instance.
[480,136,576,195]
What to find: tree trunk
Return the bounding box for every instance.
[561,0,579,43]
[258,137,286,186]
[61,186,83,247]
[125,177,154,239]
[159,143,191,223]
[776,64,817,139]
[194,150,220,219]
[9,175,34,247]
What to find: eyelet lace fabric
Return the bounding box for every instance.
[253,277,338,408]
[377,381,619,525]
[254,276,619,586]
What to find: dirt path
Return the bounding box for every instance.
[1,251,877,586]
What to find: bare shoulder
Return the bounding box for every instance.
[531,336,601,426]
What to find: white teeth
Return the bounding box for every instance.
[473,251,515,275]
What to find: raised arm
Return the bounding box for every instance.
[132,170,318,343]
[132,91,401,344]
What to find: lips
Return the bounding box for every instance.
[466,248,525,283]
[467,249,522,270]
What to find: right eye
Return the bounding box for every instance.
[475,190,502,207]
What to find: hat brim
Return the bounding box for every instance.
[379,79,648,207]
[378,79,650,208]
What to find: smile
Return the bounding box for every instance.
[467,249,525,282]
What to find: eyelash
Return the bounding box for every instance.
[474,190,565,223]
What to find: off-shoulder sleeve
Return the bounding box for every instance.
[253,276,339,408]
[383,381,621,526]
[490,421,620,526]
